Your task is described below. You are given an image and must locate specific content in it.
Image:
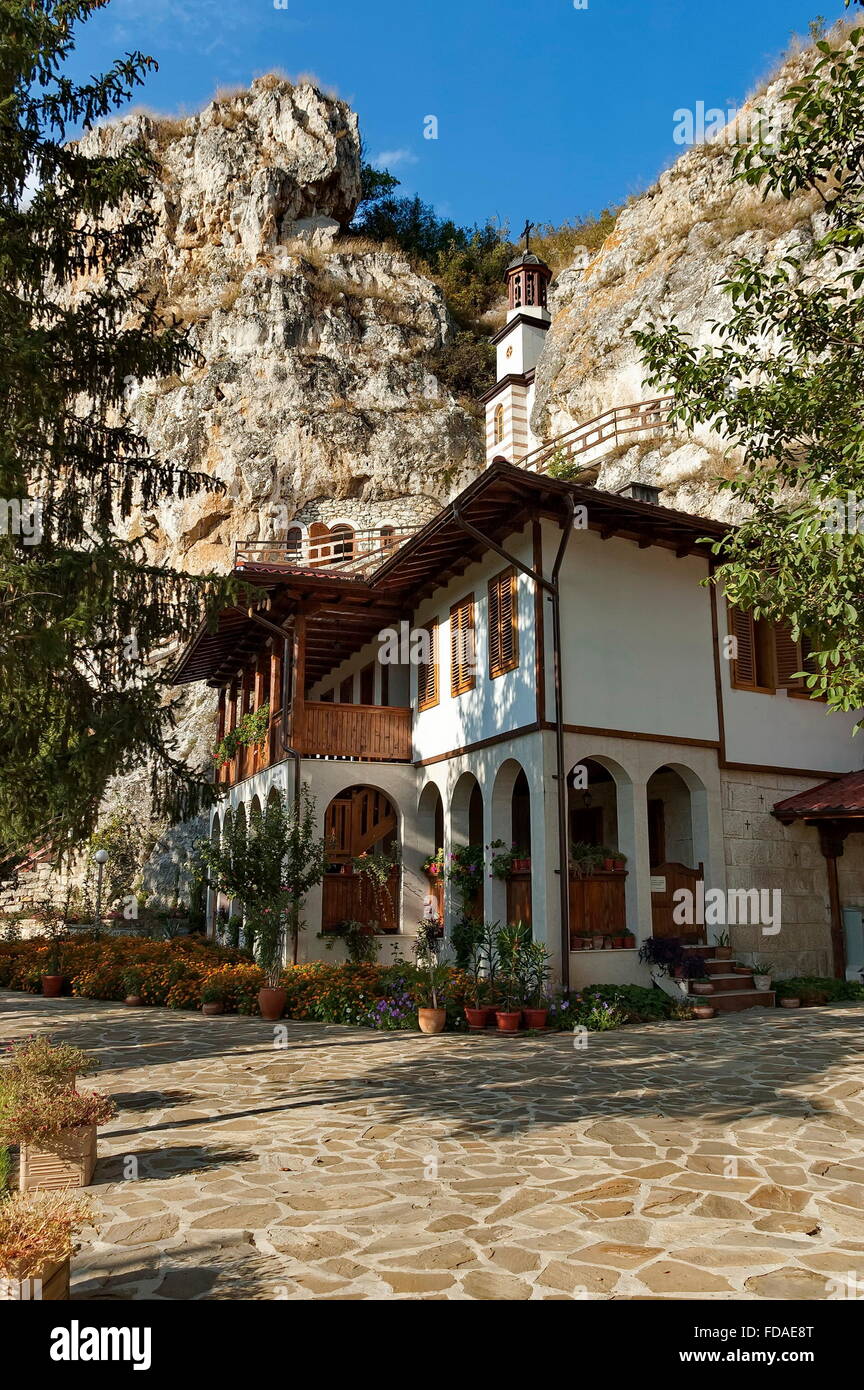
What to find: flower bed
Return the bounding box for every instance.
[0,936,474,1030]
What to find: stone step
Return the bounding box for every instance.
[685,988,775,1013]
[697,972,754,993]
[704,956,738,974]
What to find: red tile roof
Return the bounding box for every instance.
[774,769,864,821]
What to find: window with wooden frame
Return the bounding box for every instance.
[728,603,826,699]
[417,621,439,711]
[488,567,519,678]
[450,595,476,697]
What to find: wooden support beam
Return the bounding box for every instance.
[818,822,849,980]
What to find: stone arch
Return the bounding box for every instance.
[321,782,401,934]
[645,761,709,871]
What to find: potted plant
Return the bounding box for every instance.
[611,934,626,949]
[602,934,613,949]
[200,981,226,1016]
[613,851,627,872]
[488,840,516,880]
[569,842,600,879]
[591,932,605,951]
[495,921,529,1032]
[0,1191,94,1302]
[521,940,551,1030]
[600,846,615,872]
[255,906,287,1021]
[413,921,448,1034]
[622,932,636,949]
[2,1037,97,1093]
[422,849,445,877]
[1,1083,116,1191]
[691,1004,716,1020]
[462,919,492,1029]
[780,996,801,1009]
[122,968,144,1007]
[513,851,531,873]
[751,960,775,991]
[690,977,715,996]
[713,931,733,960]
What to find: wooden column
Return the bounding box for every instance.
[267,640,283,763]
[289,613,307,751]
[252,650,267,772]
[818,821,849,980]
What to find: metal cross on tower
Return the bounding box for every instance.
[521,219,535,252]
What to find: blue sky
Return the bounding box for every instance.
[68,0,851,231]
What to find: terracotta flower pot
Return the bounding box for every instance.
[418,1007,446,1034]
[495,1010,521,1033]
[202,1001,224,1016]
[732,965,751,975]
[780,997,800,1008]
[20,1124,97,1192]
[124,995,142,1007]
[614,859,626,872]
[464,1006,488,1030]
[715,946,733,960]
[691,981,715,995]
[41,975,64,998]
[623,934,636,949]
[257,987,286,1021]
[612,936,625,949]
[0,1257,70,1302]
[692,1005,715,1020]
[602,858,614,871]
[522,1007,548,1030]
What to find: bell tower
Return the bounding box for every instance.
[482,222,552,464]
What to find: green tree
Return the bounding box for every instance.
[0,0,237,859]
[634,21,864,714]
[199,788,326,976]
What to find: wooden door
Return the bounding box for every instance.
[650,861,704,941]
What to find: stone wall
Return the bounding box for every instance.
[720,769,864,977]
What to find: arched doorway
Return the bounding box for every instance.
[322,785,400,934]
[646,764,706,941]
[329,524,354,563]
[567,757,632,950]
[491,760,533,927]
[418,781,445,929]
[450,772,484,920]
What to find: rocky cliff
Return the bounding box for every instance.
[532,47,825,520]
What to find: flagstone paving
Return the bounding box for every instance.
[3,989,864,1300]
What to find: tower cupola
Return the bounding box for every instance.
[506,249,552,318]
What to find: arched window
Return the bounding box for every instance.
[285,526,302,559]
[513,274,522,308]
[329,524,354,562]
[493,404,504,445]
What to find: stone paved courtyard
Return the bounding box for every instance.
[3,990,864,1300]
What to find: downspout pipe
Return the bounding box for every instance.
[451,496,576,992]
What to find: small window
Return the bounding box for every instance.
[329,525,354,562]
[418,622,439,711]
[493,404,504,446]
[488,568,519,678]
[380,525,396,552]
[450,595,476,697]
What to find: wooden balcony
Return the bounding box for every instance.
[234,527,419,578]
[295,701,411,762]
[217,701,412,785]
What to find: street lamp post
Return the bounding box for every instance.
[93,848,109,932]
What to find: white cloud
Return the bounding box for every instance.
[372,148,418,170]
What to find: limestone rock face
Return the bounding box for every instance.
[80,76,481,581]
[532,54,826,521]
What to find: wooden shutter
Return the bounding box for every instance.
[774,620,803,689]
[729,603,757,689]
[418,622,439,710]
[488,568,519,678]
[450,595,476,696]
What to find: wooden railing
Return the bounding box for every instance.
[296,701,412,762]
[234,528,419,578]
[518,396,673,477]
[217,702,412,784]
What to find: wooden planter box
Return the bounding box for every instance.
[20,1124,96,1192]
[0,1258,70,1301]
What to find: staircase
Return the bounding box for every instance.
[682,945,775,1013]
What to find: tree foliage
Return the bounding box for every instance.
[634,21,864,715]
[0,0,240,858]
